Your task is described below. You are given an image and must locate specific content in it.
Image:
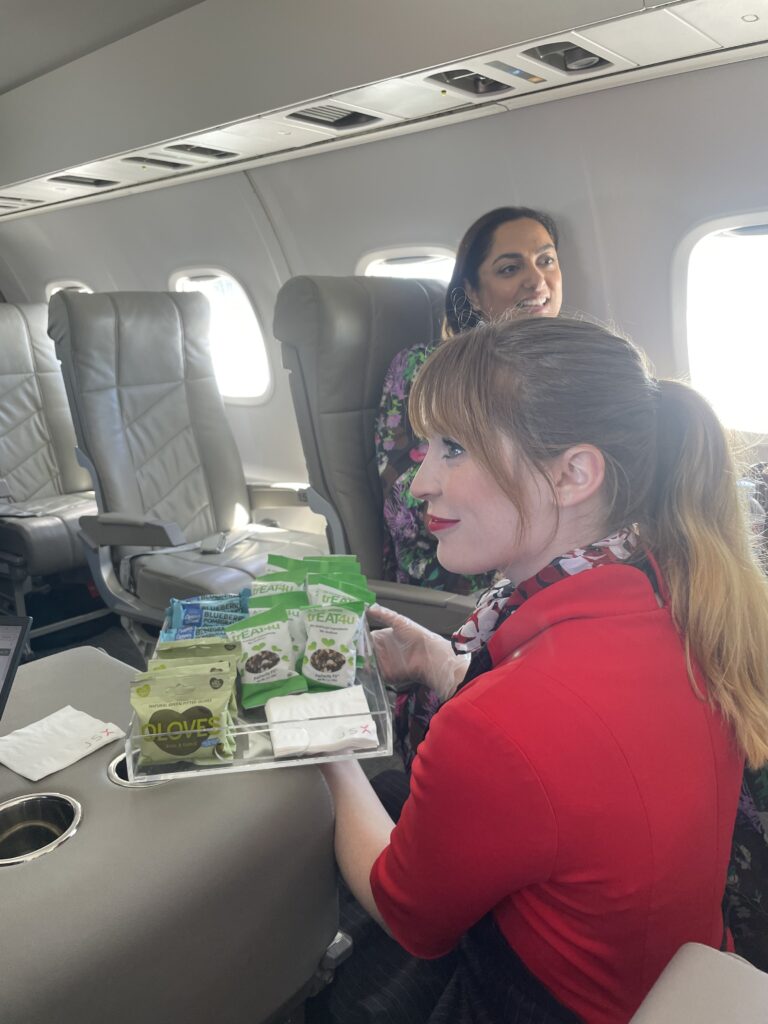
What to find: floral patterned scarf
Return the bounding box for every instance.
[452,527,641,686]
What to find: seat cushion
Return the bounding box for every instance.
[0,493,96,575]
[130,529,328,609]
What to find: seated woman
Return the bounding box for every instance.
[314,317,768,1024]
[375,205,562,593]
[375,206,562,765]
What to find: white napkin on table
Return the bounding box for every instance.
[0,705,125,781]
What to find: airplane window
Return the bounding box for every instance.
[45,280,93,300]
[170,269,271,401]
[358,248,455,283]
[687,227,768,432]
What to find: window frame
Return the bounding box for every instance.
[673,210,768,382]
[44,280,93,301]
[355,244,456,281]
[169,265,273,405]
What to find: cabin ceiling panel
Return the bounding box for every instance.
[2,0,768,222]
[0,0,206,95]
[0,0,642,190]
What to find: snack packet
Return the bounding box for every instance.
[305,574,376,609]
[250,569,305,596]
[226,609,306,710]
[301,601,365,688]
[167,591,249,632]
[299,555,361,573]
[258,554,305,575]
[247,591,309,669]
[153,636,241,661]
[130,669,235,767]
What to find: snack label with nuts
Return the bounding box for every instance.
[301,601,364,688]
[226,609,300,689]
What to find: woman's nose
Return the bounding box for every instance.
[522,262,545,290]
[410,456,435,502]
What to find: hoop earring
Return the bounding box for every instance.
[450,287,481,331]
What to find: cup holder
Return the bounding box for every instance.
[0,793,82,866]
[107,753,168,789]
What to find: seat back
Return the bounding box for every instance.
[0,304,91,501]
[48,291,250,542]
[274,276,445,578]
[629,942,768,1023]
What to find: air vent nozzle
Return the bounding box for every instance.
[522,42,611,74]
[426,69,511,95]
[166,143,238,160]
[123,155,191,170]
[287,104,380,129]
[49,174,119,188]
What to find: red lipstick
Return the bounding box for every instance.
[426,514,459,533]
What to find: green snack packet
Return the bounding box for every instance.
[250,569,305,596]
[301,600,364,688]
[226,608,306,706]
[153,636,241,661]
[247,592,309,669]
[240,674,309,710]
[305,573,376,608]
[130,670,235,767]
[300,555,361,573]
[259,554,306,575]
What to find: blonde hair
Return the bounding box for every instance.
[410,317,768,767]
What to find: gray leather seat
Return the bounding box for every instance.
[0,303,98,625]
[48,291,325,639]
[274,275,475,634]
[629,942,768,1023]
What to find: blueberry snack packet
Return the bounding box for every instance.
[301,601,365,688]
[130,669,236,767]
[226,608,306,710]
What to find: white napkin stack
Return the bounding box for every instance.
[265,686,378,758]
[0,706,125,781]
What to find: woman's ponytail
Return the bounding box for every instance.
[645,381,768,767]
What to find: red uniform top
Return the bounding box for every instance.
[370,564,743,1024]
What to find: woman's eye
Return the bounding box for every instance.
[498,264,520,276]
[442,438,465,459]
[539,255,557,268]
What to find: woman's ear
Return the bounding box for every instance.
[463,280,481,312]
[550,446,605,508]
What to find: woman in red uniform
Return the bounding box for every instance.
[315,317,768,1024]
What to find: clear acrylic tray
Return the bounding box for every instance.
[124,624,392,783]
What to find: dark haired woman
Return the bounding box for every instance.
[314,317,768,1024]
[374,206,561,764]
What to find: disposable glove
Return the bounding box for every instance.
[367,604,470,702]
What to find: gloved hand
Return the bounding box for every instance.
[367,604,470,702]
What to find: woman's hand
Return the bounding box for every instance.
[367,604,470,701]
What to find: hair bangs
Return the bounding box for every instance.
[409,330,495,452]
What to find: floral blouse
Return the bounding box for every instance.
[374,342,494,596]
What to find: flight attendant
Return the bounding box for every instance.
[316,317,768,1023]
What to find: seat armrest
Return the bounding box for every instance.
[368,579,476,636]
[247,482,309,510]
[79,514,187,550]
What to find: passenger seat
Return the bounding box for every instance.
[0,303,99,631]
[48,291,326,655]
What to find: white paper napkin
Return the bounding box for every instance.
[0,706,125,781]
[266,686,378,758]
